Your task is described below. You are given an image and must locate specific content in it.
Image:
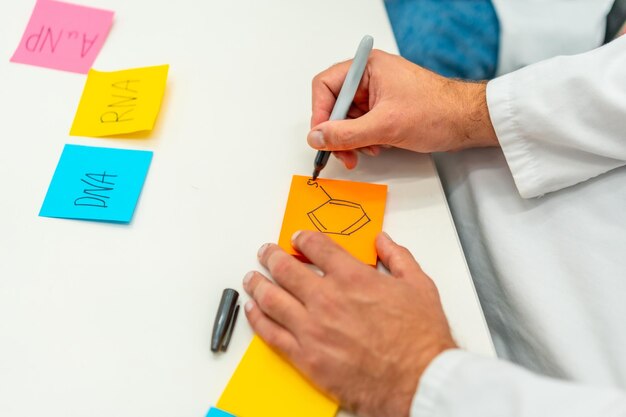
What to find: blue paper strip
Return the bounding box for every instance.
[206,407,236,417]
[40,144,152,223]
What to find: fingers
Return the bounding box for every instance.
[359,146,382,157]
[291,230,363,274]
[310,53,389,153]
[311,60,354,128]
[244,300,300,359]
[376,232,424,279]
[256,243,319,302]
[243,270,308,331]
[307,110,391,152]
[333,150,358,169]
[332,147,383,170]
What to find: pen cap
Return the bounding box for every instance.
[211,288,239,352]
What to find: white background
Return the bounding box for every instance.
[0,1,494,416]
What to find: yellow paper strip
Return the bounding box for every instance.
[70,65,169,137]
[217,336,338,417]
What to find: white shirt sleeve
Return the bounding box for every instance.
[411,349,626,417]
[486,35,626,198]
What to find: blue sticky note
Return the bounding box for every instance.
[40,144,153,223]
[206,407,236,417]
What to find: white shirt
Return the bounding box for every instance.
[411,2,626,416]
[492,0,613,76]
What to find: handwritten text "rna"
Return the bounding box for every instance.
[100,80,139,124]
[74,172,117,208]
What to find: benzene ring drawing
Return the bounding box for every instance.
[306,179,371,236]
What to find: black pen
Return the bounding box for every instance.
[312,35,374,180]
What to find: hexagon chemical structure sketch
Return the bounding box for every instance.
[306,179,371,236]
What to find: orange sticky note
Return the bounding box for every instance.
[278,175,387,266]
[217,336,338,417]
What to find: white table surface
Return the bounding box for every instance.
[0,1,495,416]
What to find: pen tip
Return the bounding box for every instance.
[312,170,319,181]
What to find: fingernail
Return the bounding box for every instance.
[243,271,254,286]
[382,231,393,242]
[245,301,254,312]
[291,230,302,244]
[308,130,325,148]
[257,243,270,258]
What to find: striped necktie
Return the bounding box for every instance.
[605,0,626,42]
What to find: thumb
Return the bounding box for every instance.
[308,110,390,151]
[376,232,423,279]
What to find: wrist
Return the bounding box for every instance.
[387,341,457,417]
[452,81,499,150]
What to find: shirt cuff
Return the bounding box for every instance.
[410,349,474,417]
[486,74,546,198]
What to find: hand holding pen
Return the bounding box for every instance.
[311,35,374,180]
[308,40,498,174]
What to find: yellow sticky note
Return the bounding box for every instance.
[278,175,387,266]
[217,336,338,417]
[70,65,169,137]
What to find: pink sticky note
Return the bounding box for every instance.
[11,0,114,74]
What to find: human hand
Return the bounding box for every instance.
[242,231,457,417]
[309,49,498,169]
